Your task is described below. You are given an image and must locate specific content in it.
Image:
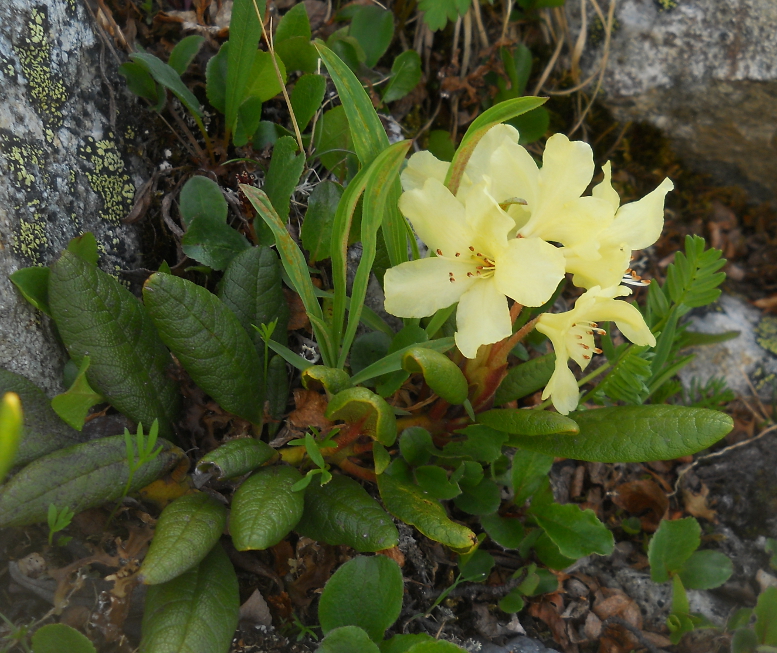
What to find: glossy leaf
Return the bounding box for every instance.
[197,438,276,480]
[508,406,734,462]
[0,392,22,484]
[0,434,181,527]
[349,6,393,68]
[169,34,205,75]
[32,624,96,653]
[230,465,304,550]
[226,0,265,132]
[378,472,476,551]
[0,368,84,467]
[319,626,381,653]
[493,353,555,405]
[383,50,422,103]
[129,52,202,118]
[264,136,305,220]
[511,449,554,505]
[480,408,578,436]
[143,273,264,424]
[677,549,733,590]
[9,266,51,315]
[301,180,343,263]
[179,176,228,228]
[140,543,238,653]
[301,366,352,395]
[319,555,403,641]
[48,251,180,438]
[530,502,614,559]
[290,74,326,130]
[325,387,397,446]
[296,475,398,551]
[402,347,468,405]
[648,517,701,584]
[141,492,227,585]
[51,356,104,430]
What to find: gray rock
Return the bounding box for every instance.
[678,294,777,401]
[570,0,777,201]
[0,0,144,395]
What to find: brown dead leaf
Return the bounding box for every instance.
[754,295,777,312]
[583,611,602,639]
[239,589,273,627]
[288,388,332,430]
[611,479,669,532]
[593,589,642,630]
[377,546,405,567]
[682,482,718,523]
[284,288,310,331]
[528,594,575,652]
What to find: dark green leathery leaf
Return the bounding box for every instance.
[140,492,227,585]
[401,347,468,405]
[479,408,579,436]
[295,475,398,551]
[48,251,180,438]
[0,435,183,527]
[196,438,277,480]
[230,465,304,550]
[325,387,397,446]
[143,272,264,424]
[139,543,238,653]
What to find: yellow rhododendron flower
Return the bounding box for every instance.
[536,285,656,415]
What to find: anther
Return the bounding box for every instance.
[467,272,474,277]
[449,276,455,282]
[593,348,603,354]
[581,344,590,350]
[469,246,475,251]
[436,249,443,256]
[455,252,460,257]
[582,354,591,360]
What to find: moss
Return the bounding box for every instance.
[756,316,777,356]
[655,0,679,10]
[77,135,135,225]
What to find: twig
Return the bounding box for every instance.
[604,617,668,653]
[531,32,564,96]
[168,102,208,162]
[413,99,443,143]
[461,10,473,79]
[501,0,513,41]
[471,0,490,50]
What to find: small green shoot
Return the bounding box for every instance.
[289,428,338,491]
[258,319,278,391]
[47,504,75,546]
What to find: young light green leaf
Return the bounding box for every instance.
[301,366,352,396]
[319,626,381,653]
[383,49,422,103]
[32,624,96,653]
[225,0,265,132]
[479,408,579,435]
[181,214,250,271]
[325,387,397,446]
[319,556,403,641]
[129,52,202,118]
[529,502,614,559]
[276,2,311,41]
[264,136,305,220]
[648,517,701,584]
[140,543,239,653]
[509,405,733,462]
[179,176,228,228]
[296,474,398,551]
[51,356,104,430]
[676,549,733,590]
[143,273,264,423]
[168,34,205,75]
[9,266,51,315]
[0,392,23,485]
[196,438,276,480]
[418,0,470,31]
[349,6,394,68]
[48,252,180,438]
[493,353,555,405]
[230,465,304,550]
[401,346,468,405]
[140,493,227,585]
[0,435,182,527]
[245,50,287,102]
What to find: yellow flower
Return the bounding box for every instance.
[536,285,656,414]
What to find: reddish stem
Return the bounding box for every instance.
[337,458,377,483]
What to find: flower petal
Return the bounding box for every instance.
[592,161,621,213]
[606,177,674,250]
[564,244,631,289]
[535,133,595,211]
[384,258,477,318]
[590,297,656,347]
[523,196,614,248]
[400,150,450,192]
[463,181,514,255]
[454,280,511,358]
[494,237,566,307]
[541,362,580,415]
[398,178,473,256]
[461,124,521,189]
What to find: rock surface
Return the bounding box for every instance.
[571,0,777,201]
[0,0,144,395]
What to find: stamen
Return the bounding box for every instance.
[593,348,603,354]
[467,272,474,277]
[582,354,591,360]
[436,249,443,256]
[581,344,590,350]
[469,246,475,251]
[455,252,460,257]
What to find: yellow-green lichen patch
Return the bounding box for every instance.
[77,135,135,225]
[14,7,68,130]
[13,207,48,264]
[0,131,49,189]
[756,316,777,357]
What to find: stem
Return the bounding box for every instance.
[337,458,377,482]
[168,102,207,163]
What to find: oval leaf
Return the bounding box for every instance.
[318,555,403,641]
[140,543,238,653]
[326,387,397,446]
[295,475,398,551]
[506,406,734,462]
[31,624,96,653]
[677,549,733,590]
[529,502,614,560]
[301,366,352,395]
[48,251,181,438]
[140,493,227,585]
[230,465,304,550]
[402,347,468,405]
[378,472,476,551]
[196,438,277,480]
[143,273,264,424]
[648,516,701,584]
[318,626,381,653]
[0,435,182,527]
[494,353,555,405]
[479,408,578,436]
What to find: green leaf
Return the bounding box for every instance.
[404,642,466,653]
[226,0,265,132]
[31,624,96,653]
[51,356,104,430]
[296,475,398,551]
[67,232,99,266]
[266,355,289,429]
[119,61,164,108]
[245,50,287,102]
[0,368,85,467]
[755,587,777,645]
[181,215,250,270]
[48,251,180,438]
[534,531,578,570]
[319,555,403,641]
[494,354,555,405]
[399,427,435,466]
[508,107,550,145]
[480,515,525,549]
[301,180,342,263]
[290,73,326,130]
[169,34,205,75]
[140,543,239,653]
[129,52,202,119]
[140,492,227,585]
[529,502,614,559]
[276,2,311,41]
[350,338,456,386]
[401,347,468,405]
[415,465,461,500]
[196,438,277,480]
[480,408,579,436]
[426,130,455,162]
[499,589,525,614]
[442,425,507,464]
[676,549,733,590]
[301,366,352,396]
[648,517,701,584]
[233,95,264,147]
[143,273,264,423]
[378,472,476,551]
[349,6,394,68]
[313,105,356,179]
[205,42,229,113]
[511,449,554,505]
[350,331,392,376]
[179,176,228,228]
[230,465,304,550]
[380,634,440,653]
[0,434,181,527]
[326,387,397,446]
[453,477,501,516]
[418,0,471,31]
[730,628,758,653]
[319,626,381,653]
[458,548,495,582]
[0,392,23,485]
[10,266,51,315]
[383,50,422,103]
[264,136,305,221]
[508,405,734,463]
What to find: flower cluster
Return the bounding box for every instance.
[384,124,673,414]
